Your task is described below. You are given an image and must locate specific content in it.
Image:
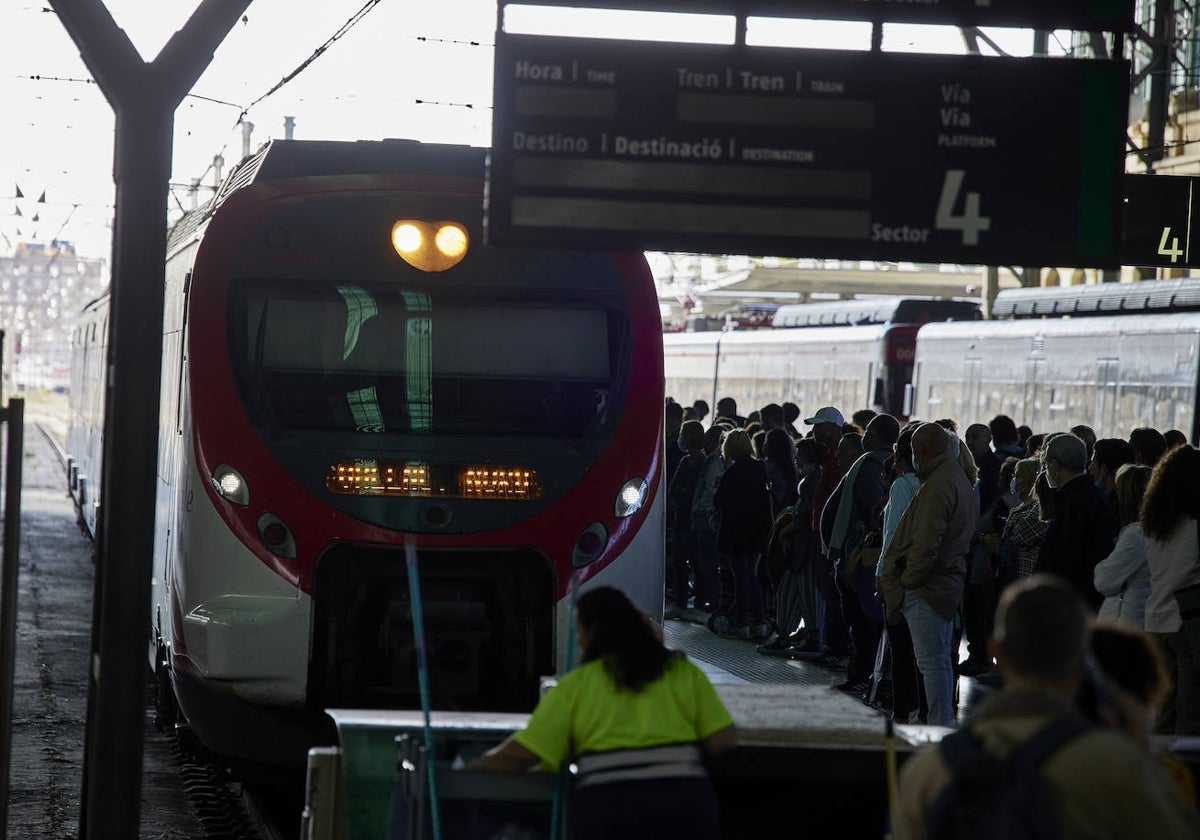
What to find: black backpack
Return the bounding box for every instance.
[924,715,1093,840]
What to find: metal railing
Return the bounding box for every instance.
[0,398,25,838]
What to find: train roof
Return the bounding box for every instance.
[992,279,1200,318]
[771,296,980,328]
[916,310,1200,341]
[167,139,487,254]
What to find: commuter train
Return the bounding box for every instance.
[911,282,1200,443]
[67,139,665,767]
[664,285,1200,443]
[664,297,981,419]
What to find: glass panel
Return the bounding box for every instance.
[229,280,623,438]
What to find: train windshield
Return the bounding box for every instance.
[227,280,626,437]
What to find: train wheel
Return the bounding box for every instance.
[153,641,179,734]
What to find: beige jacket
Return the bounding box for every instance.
[879,449,977,621]
[895,691,1200,840]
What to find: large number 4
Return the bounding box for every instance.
[1158,227,1184,263]
[935,170,992,246]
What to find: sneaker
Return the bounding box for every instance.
[814,652,850,671]
[748,622,772,640]
[756,637,793,656]
[957,657,992,677]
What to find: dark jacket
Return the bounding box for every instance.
[713,456,772,556]
[1037,473,1119,611]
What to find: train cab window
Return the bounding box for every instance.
[227,279,627,439]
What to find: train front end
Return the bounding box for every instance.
[169,141,664,765]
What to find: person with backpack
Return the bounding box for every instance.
[893,574,1199,840]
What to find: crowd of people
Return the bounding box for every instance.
[468,398,1200,838]
[663,396,1200,736]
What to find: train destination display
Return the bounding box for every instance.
[513,0,1136,32]
[487,36,1129,267]
[1122,174,1200,269]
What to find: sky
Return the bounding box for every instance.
[1,2,1069,261]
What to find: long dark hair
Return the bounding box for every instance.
[576,586,681,691]
[1140,445,1200,541]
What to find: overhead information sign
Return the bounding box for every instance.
[1123,174,1200,268]
[487,36,1129,268]
[515,0,1136,32]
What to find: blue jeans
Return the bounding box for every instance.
[902,590,956,726]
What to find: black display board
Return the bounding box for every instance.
[488,35,1129,268]
[1123,174,1200,268]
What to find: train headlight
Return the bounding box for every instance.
[211,464,250,506]
[391,219,469,272]
[614,477,648,518]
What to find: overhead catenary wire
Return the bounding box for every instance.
[189,0,384,189]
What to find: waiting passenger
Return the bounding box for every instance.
[763,428,798,513]
[759,402,785,433]
[880,423,978,726]
[825,414,898,694]
[689,425,727,614]
[762,438,826,658]
[851,408,877,433]
[1070,424,1097,461]
[876,424,926,722]
[894,575,1200,840]
[1140,444,1200,734]
[1036,433,1118,611]
[1083,622,1197,811]
[1093,464,1152,628]
[667,420,707,617]
[1089,437,1135,511]
[1017,423,1034,452]
[1164,428,1189,450]
[806,406,851,666]
[782,401,801,439]
[714,396,745,427]
[1131,426,1169,468]
[992,458,1049,582]
[711,429,773,639]
[692,398,710,424]
[989,414,1025,460]
[467,586,736,840]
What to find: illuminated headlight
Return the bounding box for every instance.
[391,219,469,272]
[211,464,250,506]
[614,477,648,518]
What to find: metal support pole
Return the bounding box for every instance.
[0,398,25,836]
[46,3,251,837]
[1146,0,1174,166]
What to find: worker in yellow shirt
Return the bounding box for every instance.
[469,585,736,839]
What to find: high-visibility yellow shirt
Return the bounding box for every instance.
[513,656,733,772]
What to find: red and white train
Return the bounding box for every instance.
[68,139,665,766]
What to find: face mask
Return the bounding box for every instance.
[911,456,920,473]
[677,437,688,453]
[1009,478,1018,496]
[1045,469,1059,489]
[1094,479,1105,491]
